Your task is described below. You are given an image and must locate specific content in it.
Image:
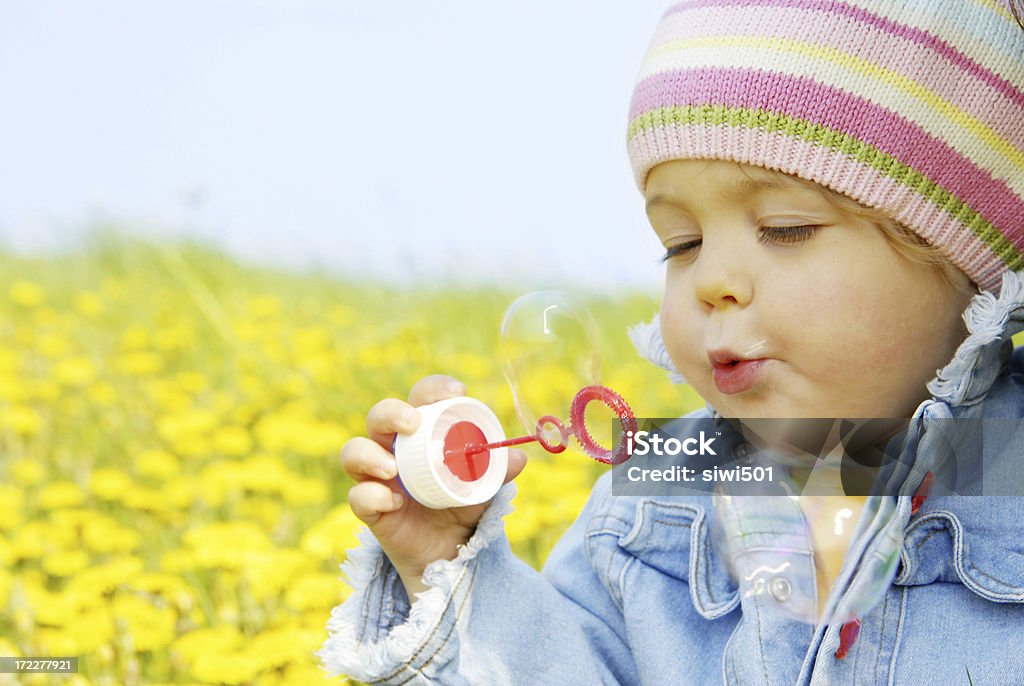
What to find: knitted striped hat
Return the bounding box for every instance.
[627,0,1024,292]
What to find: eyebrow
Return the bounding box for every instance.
[645,176,789,213]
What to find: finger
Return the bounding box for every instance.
[340,437,400,482]
[348,480,405,526]
[366,398,421,448]
[503,448,528,483]
[408,374,467,407]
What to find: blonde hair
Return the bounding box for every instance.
[815,185,977,297]
[753,165,978,298]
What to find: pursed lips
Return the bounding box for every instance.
[706,348,770,394]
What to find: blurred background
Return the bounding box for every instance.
[0,3,694,685]
[1,0,670,291]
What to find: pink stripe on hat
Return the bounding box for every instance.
[627,0,1024,290]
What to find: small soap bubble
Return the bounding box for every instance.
[500,291,601,436]
[709,419,906,626]
[500,291,633,461]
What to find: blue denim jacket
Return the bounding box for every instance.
[320,273,1024,685]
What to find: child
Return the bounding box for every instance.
[321,1,1024,683]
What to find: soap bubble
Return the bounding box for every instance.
[500,292,600,432]
[709,418,909,626]
[500,291,633,462]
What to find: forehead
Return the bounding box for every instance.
[645,159,824,207]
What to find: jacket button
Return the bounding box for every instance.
[768,575,791,602]
[835,618,861,659]
[911,471,934,515]
[734,442,750,460]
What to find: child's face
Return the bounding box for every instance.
[646,159,974,419]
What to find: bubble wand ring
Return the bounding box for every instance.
[568,385,638,465]
[463,385,637,464]
[535,415,569,453]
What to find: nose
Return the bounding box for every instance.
[693,240,753,309]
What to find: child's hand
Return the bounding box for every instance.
[341,374,527,598]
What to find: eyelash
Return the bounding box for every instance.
[660,225,822,263]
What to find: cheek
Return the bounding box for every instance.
[659,284,701,368]
[773,261,942,392]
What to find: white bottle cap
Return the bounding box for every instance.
[394,396,509,509]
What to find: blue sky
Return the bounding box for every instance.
[0,1,670,291]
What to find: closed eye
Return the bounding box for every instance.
[660,238,702,263]
[760,225,821,245]
[660,225,822,263]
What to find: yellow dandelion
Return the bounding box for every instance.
[197,462,236,506]
[355,345,386,369]
[0,372,28,403]
[62,606,115,653]
[235,454,289,494]
[237,497,283,530]
[120,485,172,515]
[119,326,150,350]
[65,555,144,597]
[0,567,11,605]
[0,637,20,658]
[212,424,254,456]
[88,380,119,406]
[191,651,261,685]
[147,379,193,412]
[155,324,196,353]
[112,593,177,651]
[281,475,327,506]
[284,572,347,611]
[505,507,543,547]
[164,475,197,510]
[0,404,44,436]
[53,355,97,387]
[83,518,140,554]
[159,548,198,574]
[246,293,282,318]
[175,370,208,394]
[9,280,46,307]
[89,468,135,501]
[129,572,196,612]
[0,484,25,530]
[33,628,78,655]
[38,481,84,509]
[244,548,314,602]
[21,576,68,624]
[279,372,309,397]
[299,505,365,559]
[156,407,218,446]
[253,409,305,453]
[42,549,90,577]
[173,625,244,666]
[115,350,164,376]
[0,349,17,372]
[9,521,61,561]
[182,520,272,570]
[30,379,60,402]
[37,332,72,359]
[135,448,180,480]
[296,420,347,459]
[73,290,104,317]
[277,662,346,686]
[245,624,324,671]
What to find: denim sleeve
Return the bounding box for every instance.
[318,474,637,685]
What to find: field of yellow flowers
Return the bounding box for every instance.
[0,236,698,685]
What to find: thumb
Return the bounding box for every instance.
[503,448,528,483]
